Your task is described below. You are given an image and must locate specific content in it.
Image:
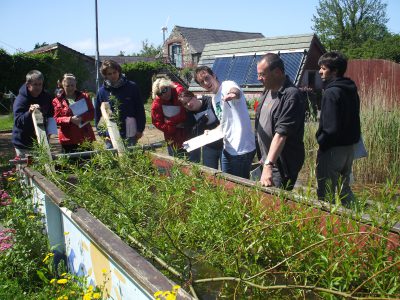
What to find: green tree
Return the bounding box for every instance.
[132,39,162,57]
[312,0,389,51]
[34,42,49,49]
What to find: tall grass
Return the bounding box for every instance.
[302,82,400,185]
[0,114,13,131]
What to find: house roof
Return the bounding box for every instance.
[96,56,156,64]
[190,33,325,92]
[28,42,95,61]
[173,26,264,54]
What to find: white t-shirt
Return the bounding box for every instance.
[212,81,255,155]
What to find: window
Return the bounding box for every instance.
[170,43,182,68]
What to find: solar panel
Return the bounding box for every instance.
[212,57,233,82]
[211,52,306,87]
[245,55,263,85]
[280,52,305,84]
[227,56,254,85]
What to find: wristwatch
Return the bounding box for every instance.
[264,160,275,167]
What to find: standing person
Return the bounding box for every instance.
[255,53,306,190]
[12,70,53,157]
[179,91,222,169]
[316,51,361,205]
[194,66,255,179]
[151,78,191,158]
[52,73,96,153]
[95,60,145,148]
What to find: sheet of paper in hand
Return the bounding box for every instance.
[182,126,224,152]
[69,98,88,116]
[162,105,180,118]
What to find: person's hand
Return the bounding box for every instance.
[135,132,143,140]
[259,164,274,187]
[70,115,82,126]
[223,88,240,102]
[29,104,40,113]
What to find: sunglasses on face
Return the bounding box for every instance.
[159,87,168,95]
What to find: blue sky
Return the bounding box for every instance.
[1,0,399,55]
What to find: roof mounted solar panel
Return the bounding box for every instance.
[245,55,263,85]
[212,57,233,82]
[280,52,305,83]
[227,55,254,85]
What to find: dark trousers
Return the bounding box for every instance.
[316,145,355,205]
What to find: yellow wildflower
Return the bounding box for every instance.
[57,278,68,284]
[7,177,16,181]
[154,291,162,298]
[83,293,92,300]
[92,292,101,299]
[87,285,94,292]
[50,278,56,284]
[28,215,35,219]
[61,272,67,277]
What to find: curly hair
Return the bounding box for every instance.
[151,78,177,99]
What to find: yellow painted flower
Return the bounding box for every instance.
[154,291,162,298]
[57,278,68,284]
[43,252,54,263]
[50,278,56,284]
[92,292,101,299]
[64,231,70,235]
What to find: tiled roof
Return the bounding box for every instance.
[174,26,264,53]
[190,33,325,92]
[28,43,95,61]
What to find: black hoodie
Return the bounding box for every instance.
[12,84,52,150]
[316,77,361,151]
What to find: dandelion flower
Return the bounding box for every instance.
[43,253,54,263]
[61,272,67,277]
[50,278,56,284]
[57,278,68,284]
[93,292,101,299]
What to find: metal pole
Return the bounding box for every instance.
[95,0,100,92]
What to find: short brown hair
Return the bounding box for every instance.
[100,60,122,76]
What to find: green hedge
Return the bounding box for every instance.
[122,60,167,103]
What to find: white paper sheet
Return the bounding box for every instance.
[182,126,224,152]
[69,98,88,116]
[162,105,180,118]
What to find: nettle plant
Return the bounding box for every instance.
[37,150,399,299]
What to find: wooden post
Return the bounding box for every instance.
[32,109,54,173]
[100,102,125,155]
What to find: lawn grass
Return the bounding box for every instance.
[0,114,13,131]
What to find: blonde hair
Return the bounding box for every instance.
[62,73,76,84]
[152,78,176,99]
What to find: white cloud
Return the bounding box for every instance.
[68,37,141,55]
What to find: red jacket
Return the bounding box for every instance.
[151,83,188,149]
[52,91,95,146]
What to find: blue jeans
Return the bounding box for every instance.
[202,146,221,169]
[221,149,256,179]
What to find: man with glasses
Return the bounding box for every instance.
[255,53,306,190]
[12,70,53,157]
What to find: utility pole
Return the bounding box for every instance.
[95,0,100,92]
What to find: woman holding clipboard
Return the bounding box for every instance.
[52,73,95,153]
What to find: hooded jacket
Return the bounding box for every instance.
[316,77,361,151]
[95,76,145,139]
[52,90,95,145]
[12,84,53,150]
